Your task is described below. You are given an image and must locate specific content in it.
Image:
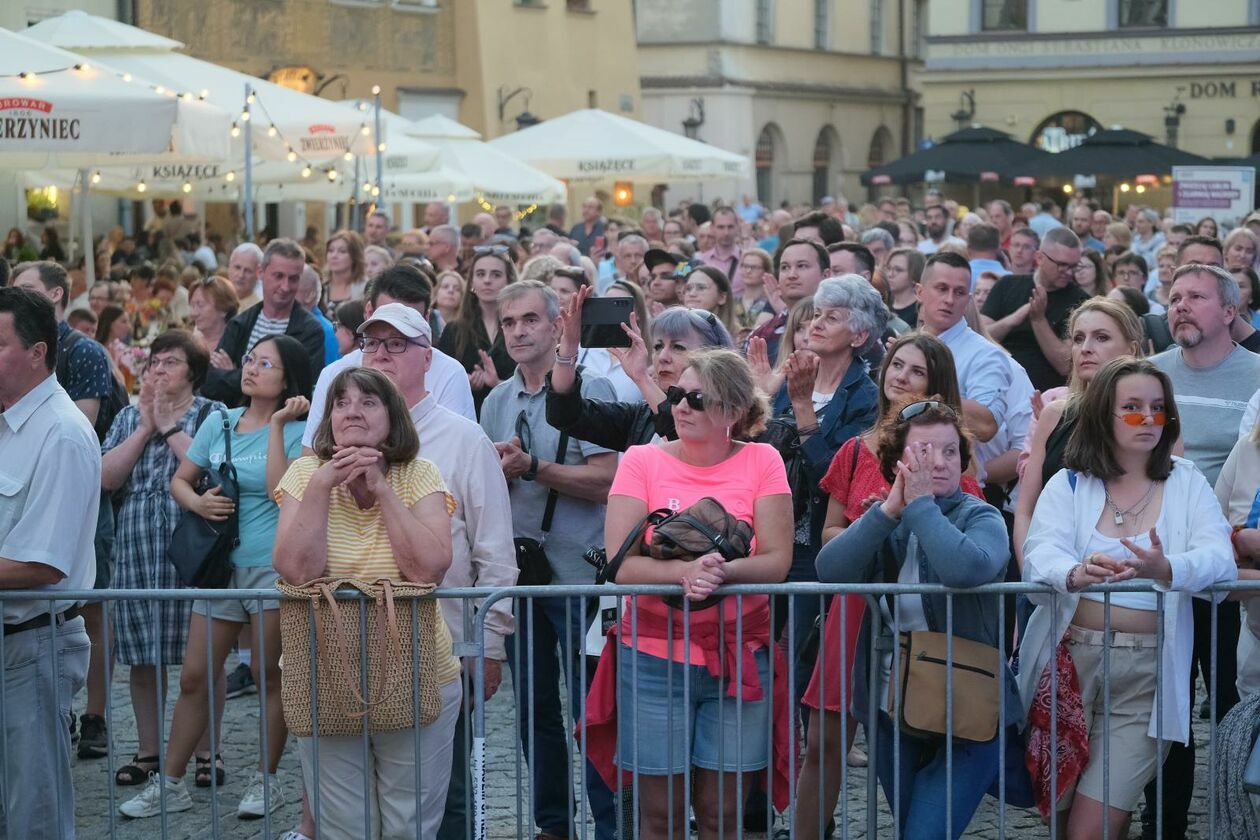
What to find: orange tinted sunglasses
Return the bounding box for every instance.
[1115,411,1168,426]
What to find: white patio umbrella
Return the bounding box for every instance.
[0,27,230,168]
[487,108,749,183]
[403,114,565,205]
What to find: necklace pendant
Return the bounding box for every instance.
[1113,510,1125,526]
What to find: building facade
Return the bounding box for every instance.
[919,0,1260,162]
[636,0,925,207]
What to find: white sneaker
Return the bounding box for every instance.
[237,770,284,819]
[119,773,194,818]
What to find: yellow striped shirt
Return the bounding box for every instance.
[277,455,461,685]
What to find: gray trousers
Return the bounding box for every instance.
[0,615,91,840]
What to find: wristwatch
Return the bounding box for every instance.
[157,426,180,443]
[522,454,540,481]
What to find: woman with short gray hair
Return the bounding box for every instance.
[1132,207,1166,267]
[771,275,886,699]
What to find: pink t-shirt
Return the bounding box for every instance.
[608,441,791,661]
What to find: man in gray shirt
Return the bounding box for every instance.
[1148,262,1260,837]
[479,281,618,840]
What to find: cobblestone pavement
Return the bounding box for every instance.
[71,657,1222,839]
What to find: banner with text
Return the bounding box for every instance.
[1172,165,1256,228]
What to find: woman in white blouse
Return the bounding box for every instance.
[1020,357,1236,837]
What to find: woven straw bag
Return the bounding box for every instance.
[277,576,443,737]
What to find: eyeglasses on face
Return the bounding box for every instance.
[665,386,706,412]
[1115,411,1169,426]
[357,336,428,355]
[241,353,280,371]
[1039,251,1079,274]
[146,355,187,371]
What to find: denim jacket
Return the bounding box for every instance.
[815,490,1022,729]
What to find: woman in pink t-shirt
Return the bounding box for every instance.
[603,348,792,836]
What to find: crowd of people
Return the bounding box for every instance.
[1,186,1259,840]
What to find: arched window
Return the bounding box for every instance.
[1030,111,1103,154]
[812,126,842,205]
[756,124,781,206]
[868,126,894,168]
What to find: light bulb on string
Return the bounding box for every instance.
[91,171,102,185]
[371,185,380,197]
[301,166,312,178]
[327,170,339,182]
[361,124,370,136]
[377,142,386,153]
[182,181,192,194]
[246,92,256,104]
[136,180,147,194]
[240,110,250,122]
[343,151,354,162]
[230,123,241,138]
[122,73,132,82]
[17,72,31,80]
[200,89,209,99]
[267,125,277,137]
[286,150,297,162]
[74,63,89,72]
[225,171,236,183]
[154,85,165,95]
[371,85,381,96]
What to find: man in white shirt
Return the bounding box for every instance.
[303,263,476,438]
[0,287,99,839]
[917,204,966,255]
[915,251,1012,442]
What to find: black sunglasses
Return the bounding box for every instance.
[665,386,706,412]
[515,410,532,454]
[897,399,956,423]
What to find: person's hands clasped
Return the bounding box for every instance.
[1066,552,1134,592]
[271,396,310,427]
[681,552,727,602]
[898,444,935,505]
[210,349,235,371]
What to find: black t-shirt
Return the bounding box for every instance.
[893,301,918,328]
[981,273,1089,391]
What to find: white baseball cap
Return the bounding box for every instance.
[357,302,432,343]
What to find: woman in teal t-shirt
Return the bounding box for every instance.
[119,335,313,821]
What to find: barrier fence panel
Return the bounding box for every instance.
[0,580,1255,838]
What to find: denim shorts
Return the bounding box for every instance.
[191,565,280,623]
[615,643,771,776]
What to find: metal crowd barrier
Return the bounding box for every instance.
[0,581,1255,839]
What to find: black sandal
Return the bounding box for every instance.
[194,753,225,788]
[115,754,159,786]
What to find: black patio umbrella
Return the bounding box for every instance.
[1213,152,1260,170]
[861,126,1050,186]
[1022,129,1211,179]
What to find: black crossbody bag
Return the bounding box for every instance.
[167,408,239,588]
[513,431,570,586]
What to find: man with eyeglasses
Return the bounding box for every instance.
[202,238,327,408]
[1141,261,1260,840]
[981,226,1088,391]
[478,280,620,840]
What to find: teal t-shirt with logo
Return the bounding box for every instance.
[187,407,305,568]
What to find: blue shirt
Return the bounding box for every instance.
[312,307,340,365]
[969,258,1007,289]
[186,408,305,568]
[936,317,1013,425]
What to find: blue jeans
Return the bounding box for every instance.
[505,596,616,840]
[868,712,1000,840]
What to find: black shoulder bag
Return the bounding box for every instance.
[513,431,570,586]
[167,408,239,588]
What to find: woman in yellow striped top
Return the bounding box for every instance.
[274,366,461,840]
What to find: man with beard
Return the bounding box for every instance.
[916,204,965,255]
[1147,261,1260,840]
[1070,202,1105,251]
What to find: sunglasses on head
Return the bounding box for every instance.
[665,386,706,412]
[897,399,956,423]
[473,244,510,257]
[1115,411,1169,426]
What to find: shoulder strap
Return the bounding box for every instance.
[539,430,569,535]
[218,408,234,466]
[849,435,862,476]
[601,508,673,584]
